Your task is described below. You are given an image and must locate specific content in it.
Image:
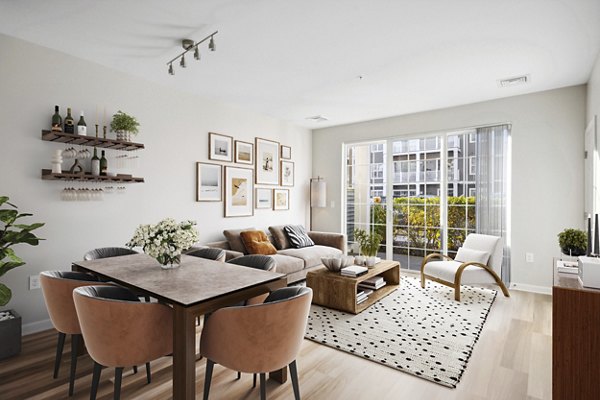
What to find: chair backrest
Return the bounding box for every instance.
[463,234,503,275]
[73,285,173,368]
[200,287,312,373]
[227,254,276,272]
[186,247,226,262]
[83,247,138,261]
[40,271,100,335]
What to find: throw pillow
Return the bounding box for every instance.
[268,225,291,250]
[454,247,490,265]
[240,230,277,255]
[223,227,255,254]
[284,225,315,249]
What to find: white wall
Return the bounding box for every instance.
[312,85,586,289]
[0,34,311,332]
[588,52,600,123]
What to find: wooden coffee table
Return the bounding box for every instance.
[306,260,400,314]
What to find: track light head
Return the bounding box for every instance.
[180,55,186,68]
[168,63,174,75]
[209,36,215,51]
[194,46,200,60]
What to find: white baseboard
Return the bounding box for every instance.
[22,318,53,336]
[509,282,552,295]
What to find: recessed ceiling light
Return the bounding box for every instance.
[306,115,329,122]
[498,74,530,88]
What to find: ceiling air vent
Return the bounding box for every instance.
[498,75,529,88]
[306,115,329,123]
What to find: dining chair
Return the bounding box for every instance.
[420,233,510,301]
[73,285,173,400]
[200,286,312,400]
[40,271,101,397]
[83,247,138,261]
[187,247,226,262]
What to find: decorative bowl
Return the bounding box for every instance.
[341,255,355,268]
[321,256,343,272]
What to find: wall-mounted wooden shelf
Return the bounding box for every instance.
[41,130,144,151]
[41,169,144,183]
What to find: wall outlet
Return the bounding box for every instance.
[29,274,40,290]
[525,253,534,263]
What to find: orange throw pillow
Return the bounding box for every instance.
[240,230,277,255]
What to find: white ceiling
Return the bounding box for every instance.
[1,0,599,128]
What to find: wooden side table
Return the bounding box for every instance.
[306,260,400,314]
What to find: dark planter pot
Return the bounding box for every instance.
[0,310,22,360]
[561,247,586,257]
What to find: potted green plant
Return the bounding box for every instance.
[354,229,383,266]
[557,228,587,256]
[110,110,140,142]
[0,196,44,359]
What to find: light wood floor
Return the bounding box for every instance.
[0,278,552,400]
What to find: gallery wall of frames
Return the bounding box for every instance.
[197,132,294,217]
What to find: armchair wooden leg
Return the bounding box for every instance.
[146,362,151,384]
[114,367,124,400]
[454,285,461,302]
[68,334,81,396]
[253,373,257,388]
[421,274,426,289]
[289,360,301,400]
[203,359,214,400]
[133,365,137,374]
[498,281,510,297]
[260,373,266,400]
[236,371,241,380]
[90,362,102,400]
[53,332,66,379]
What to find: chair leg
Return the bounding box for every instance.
[146,362,151,384]
[454,285,461,301]
[203,359,214,400]
[133,365,138,374]
[53,332,66,379]
[289,360,301,400]
[421,273,426,289]
[68,334,81,396]
[90,362,102,400]
[236,371,241,380]
[253,373,257,388]
[114,367,124,400]
[260,373,266,400]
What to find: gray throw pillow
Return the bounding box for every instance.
[223,228,255,254]
[284,225,315,249]
[268,225,291,250]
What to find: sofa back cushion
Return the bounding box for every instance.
[240,230,277,255]
[223,228,255,254]
[284,225,315,249]
[268,225,292,250]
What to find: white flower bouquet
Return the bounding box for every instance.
[126,218,199,268]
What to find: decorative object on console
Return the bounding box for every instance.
[557,228,587,256]
[51,150,63,174]
[209,132,233,162]
[239,230,277,255]
[255,188,272,209]
[280,160,294,187]
[234,140,253,165]
[273,188,289,211]
[196,162,222,202]
[321,256,354,272]
[310,176,326,229]
[255,137,280,185]
[126,218,199,269]
[166,31,218,76]
[110,110,139,142]
[224,166,254,217]
[284,225,314,248]
[281,145,291,159]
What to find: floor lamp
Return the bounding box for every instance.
[310,177,327,230]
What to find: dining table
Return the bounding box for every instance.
[72,253,287,400]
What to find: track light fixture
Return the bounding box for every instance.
[166,31,218,75]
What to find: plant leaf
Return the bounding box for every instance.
[15,213,33,220]
[0,283,12,306]
[0,248,23,264]
[1,231,43,246]
[0,261,26,277]
[12,223,45,232]
[0,209,18,224]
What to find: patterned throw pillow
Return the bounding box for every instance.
[284,225,315,248]
[239,230,277,255]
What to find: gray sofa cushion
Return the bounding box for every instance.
[268,225,291,250]
[278,245,343,268]
[284,225,315,248]
[270,254,304,275]
[223,227,255,254]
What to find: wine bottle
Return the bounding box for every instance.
[91,147,100,176]
[77,111,87,136]
[100,150,107,176]
[51,105,62,132]
[64,107,75,134]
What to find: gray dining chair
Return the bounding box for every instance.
[187,247,226,262]
[83,247,138,261]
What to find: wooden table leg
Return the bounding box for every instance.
[173,304,196,400]
[269,366,287,383]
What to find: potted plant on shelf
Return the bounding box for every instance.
[557,228,587,257]
[353,228,383,267]
[0,196,44,359]
[110,110,140,142]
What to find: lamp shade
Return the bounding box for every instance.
[311,179,327,208]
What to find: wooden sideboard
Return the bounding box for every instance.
[553,265,600,400]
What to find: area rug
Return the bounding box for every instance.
[304,276,497,388]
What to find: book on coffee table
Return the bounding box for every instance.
[341,265,368,277]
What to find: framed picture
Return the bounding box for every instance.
[255,137,280,185]
[281,145,292,160]
[280,160,294,187]
[224,166,254,217]
[196,162,222,202]
[209,132,233,162]
[273,189,289,211]
[255,188,272,209]
[235,140,254,165]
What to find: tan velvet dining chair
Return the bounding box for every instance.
[200,286,312,400]
[73,285,173,400]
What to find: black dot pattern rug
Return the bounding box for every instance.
[305,276,497,388]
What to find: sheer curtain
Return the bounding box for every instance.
[475,124,511,283]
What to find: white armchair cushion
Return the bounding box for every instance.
[454,247,490,265]
[424,260,496,284]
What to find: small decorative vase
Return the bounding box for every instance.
[355,255,365,266]
[160,261,181,270]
